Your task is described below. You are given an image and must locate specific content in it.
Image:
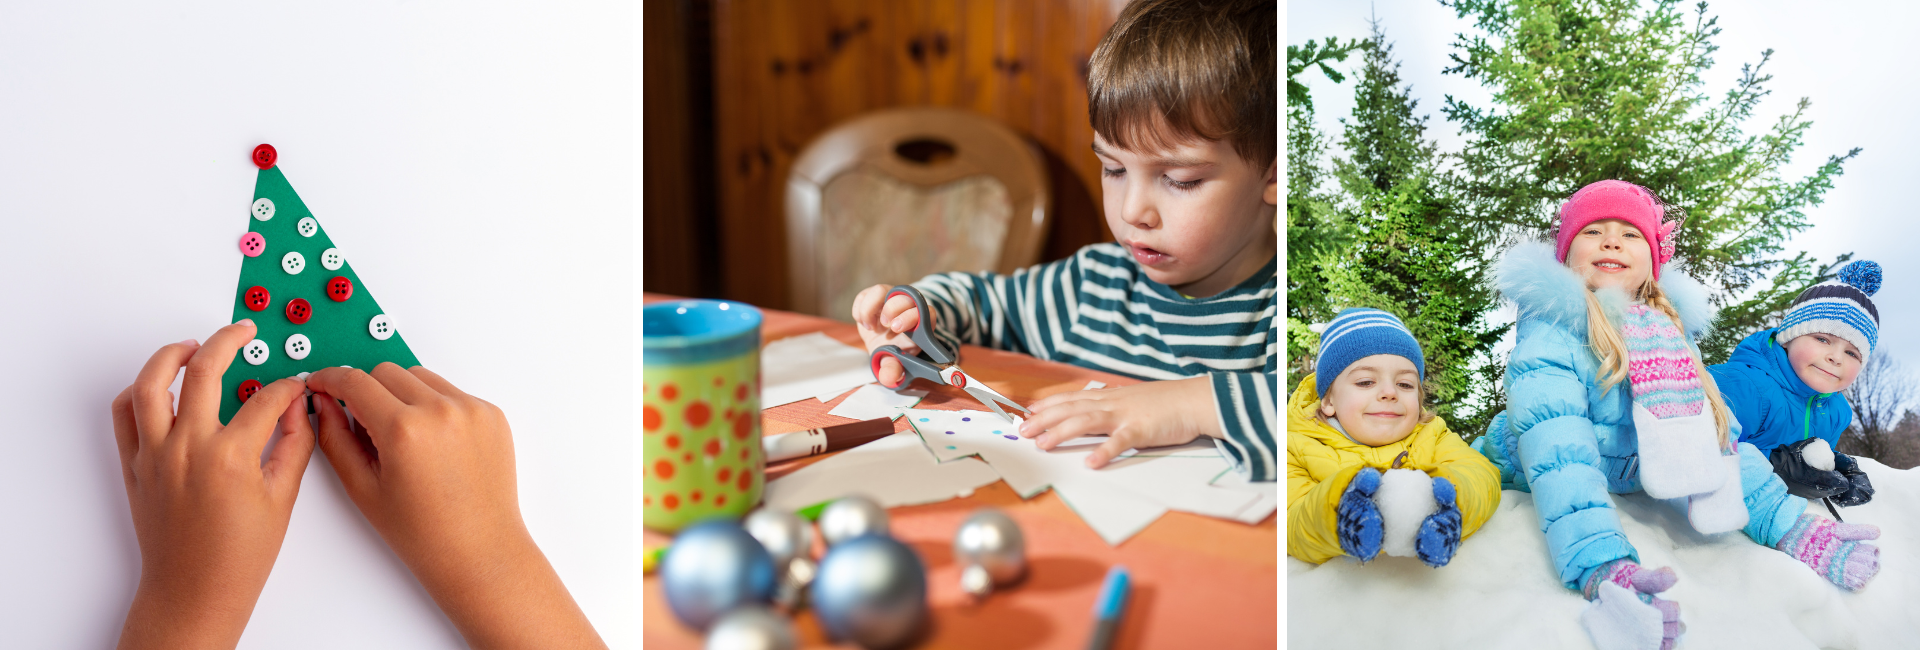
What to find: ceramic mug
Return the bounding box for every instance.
[643,300,763,532]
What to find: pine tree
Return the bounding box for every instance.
[1326,23,1508,435]
[1285,37,1361,392]
[1442,0,1859,363]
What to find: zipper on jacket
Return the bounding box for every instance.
[1802,393,1818,441]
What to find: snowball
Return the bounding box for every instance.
[1580,581,1665,650]
[1373,468,1437,558]
[1803,438,1835,471]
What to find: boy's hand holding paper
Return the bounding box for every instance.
[1020,376,1221,469]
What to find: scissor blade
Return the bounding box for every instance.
[964,384,1031,425]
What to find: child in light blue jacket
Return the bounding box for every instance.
[1474,180,1880,650]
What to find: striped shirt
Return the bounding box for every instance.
[909,243,1279,481]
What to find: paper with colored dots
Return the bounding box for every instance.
[902,408,1266,544]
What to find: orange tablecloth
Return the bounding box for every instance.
[643,294,1277,649]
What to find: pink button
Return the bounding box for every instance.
[239,231,265,257]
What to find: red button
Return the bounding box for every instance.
[285,298,312,324]
[244,285,271,311]
[252,144,277,170]
[238,379,264,402]
[326,276,353,302]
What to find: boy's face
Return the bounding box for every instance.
[1318,354,1422,447]
[1784,333,1864,394]
[1092,131,1276,298]
[1565,218,1653,293]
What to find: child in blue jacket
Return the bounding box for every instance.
[1474,180,1881,650]
[1707,262,1881,508]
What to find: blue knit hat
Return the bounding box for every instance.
[1315,308,1426,398]
[1775,260,1882,357]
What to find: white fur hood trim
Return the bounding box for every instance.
[1495,240,1716,340]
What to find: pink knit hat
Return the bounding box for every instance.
[1555,180,1679,279]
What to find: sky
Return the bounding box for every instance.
[1289,0,1920,369]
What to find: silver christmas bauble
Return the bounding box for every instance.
[774,556,817,611]
[810,535,928,649]
[953,507,1026,597]
[704,605,796,650]
[818,495,890,546]
[743,508,814,568]
[661,519,777,630]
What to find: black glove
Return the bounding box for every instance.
[1831,452,1875,507]
[1770,438,1850,500]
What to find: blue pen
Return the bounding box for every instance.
[1088,565,1131,650]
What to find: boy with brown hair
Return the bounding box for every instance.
[852,0,1279,479]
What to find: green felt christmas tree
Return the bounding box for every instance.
[219,144,419,424]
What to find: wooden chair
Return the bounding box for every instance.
[785,107,1050,320]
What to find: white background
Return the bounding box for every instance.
[0,2,633,647]
[1292,0,1918,362]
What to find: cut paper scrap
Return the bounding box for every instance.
[761,332,874,408]
[220,145,419,425]
[828,383,927,421]
[1082,380,1107,390]
[762,432,999,511]
[904,408,1261,544]
[1209,465,1280,524]
[815,385,857,403]
[1052,479,1169,546]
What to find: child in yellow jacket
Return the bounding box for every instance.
[1288,308,1500,566]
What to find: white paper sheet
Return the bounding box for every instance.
[903,408,1263,544]
[762,432,1000,511]
[760,332,876,408]
[1052,479,1169,546]
[1210,466,1280,524]
[827,383,927,421]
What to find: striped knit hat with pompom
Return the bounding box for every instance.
[1775,260,1883,358]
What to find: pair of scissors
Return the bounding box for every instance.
[869,285,1032,424]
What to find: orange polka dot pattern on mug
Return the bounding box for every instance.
[641,358,762,531]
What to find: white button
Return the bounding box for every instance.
[243,339,271,365]
[251,198,275,221]
[369,314,395,340]
[297,372,311,380]
[285,333,312,360]
[297,217,318,237]
[320,247,344,270]
[282,251,306,274]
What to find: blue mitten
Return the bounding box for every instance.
[1337,467,1384,562]
[1415,476,1463,567]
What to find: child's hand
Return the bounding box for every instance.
[1336,467,1385,562]
[1579,559,1682,650]
[1832,453,1875,507]
[852,283,927,387]
[111,321,318,649]
[1019,377,1221,468]
[1415,476,1462,567]
[304,364,605,649]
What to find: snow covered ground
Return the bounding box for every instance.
[1289,458,1920,649]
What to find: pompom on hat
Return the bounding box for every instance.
[1775,260,1883,358]
[1555,180,1682,280]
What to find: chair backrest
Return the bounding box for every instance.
[785,107,1050,320]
